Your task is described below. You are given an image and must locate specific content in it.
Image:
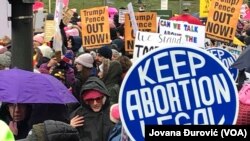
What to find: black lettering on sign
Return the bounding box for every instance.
[206,22,234,38]
[86,23,105,33]
[84,33,109,45]
[213,11,232,24]
[127,40,134,50]
[131,30,135,38]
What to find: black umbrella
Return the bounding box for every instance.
[231,46,250,72]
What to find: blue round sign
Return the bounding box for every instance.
[207,47,238,81]
[119,46,238,141]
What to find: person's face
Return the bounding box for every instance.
[75,63,83,72]
[33,41,41,48]
[85,96,104,112]
[96,54,104,64]
[67,39,72,48]
[8,104,27,122]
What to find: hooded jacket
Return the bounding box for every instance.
[102,60,122,105]
[17,120,80,141]
[70,76,114,141]
[68,36,82,54]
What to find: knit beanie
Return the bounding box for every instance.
[64,50,74,60]
[75,53,94,68]
[97,46,112,60]
[110,104,120,123]
[62,50,74,64]
[33,33,44,44]
[38,45,54,59]
[0,45,7,54]
[65,28,79,38]
[111,39,124,53]
[0,51,11,68]
[82,90,104,101]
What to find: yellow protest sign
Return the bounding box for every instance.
[124,12,157,54]
[199,0,212,18]
[205,0,243,43]
[44,20,55,42]
[81,6,110,48]
[233,37,245,46]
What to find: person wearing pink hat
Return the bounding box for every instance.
[107,103,131,141]
[33,33,44,48]
[70,76,114,141]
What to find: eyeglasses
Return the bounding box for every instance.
[86,96,103,104]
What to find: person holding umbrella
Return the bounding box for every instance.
[0,103,31,140]
[0,69,79,139]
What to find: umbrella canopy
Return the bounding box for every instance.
[169,13,203,25]
[231,46,250,72]
[0,68,78,104]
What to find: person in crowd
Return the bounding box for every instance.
[36,45,55,68]
[28,104,69,129]
[116,24,124,40]
[0,46,11,70]
[169,7,203,25]
[111,38,125,56]
[38,55,58,74]
[108,104,131,141]
[49,60,75,89]
[96,45,113,67]
[0,103,31,140]
[17,120,80,141]
[70,76,114,141]
[72,53,95,101]
[98,58,122,105]
[118,55,133,80]
[111,49,121,61]
[108,103,122,141]
[67,36,83,56]
[33,33,44,49]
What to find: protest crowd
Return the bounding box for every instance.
[1,0,250,141]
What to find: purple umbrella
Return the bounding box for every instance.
[0,68,78,104]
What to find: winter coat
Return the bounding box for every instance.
[102,60,122,105]
[107,122,122,141]
[68,36,82,55]
[70,76,114,141]
[17,120,80,141]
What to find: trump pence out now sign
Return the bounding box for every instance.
[119,46,238,141]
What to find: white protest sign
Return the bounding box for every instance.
[33,9,47,33]
[127,2,138,37]
[0,0,11,38]
[119,8,128,24]
[161,0,168,10]
[159,19,206,48]
[53,0,63,52]
[133,31,182,61]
